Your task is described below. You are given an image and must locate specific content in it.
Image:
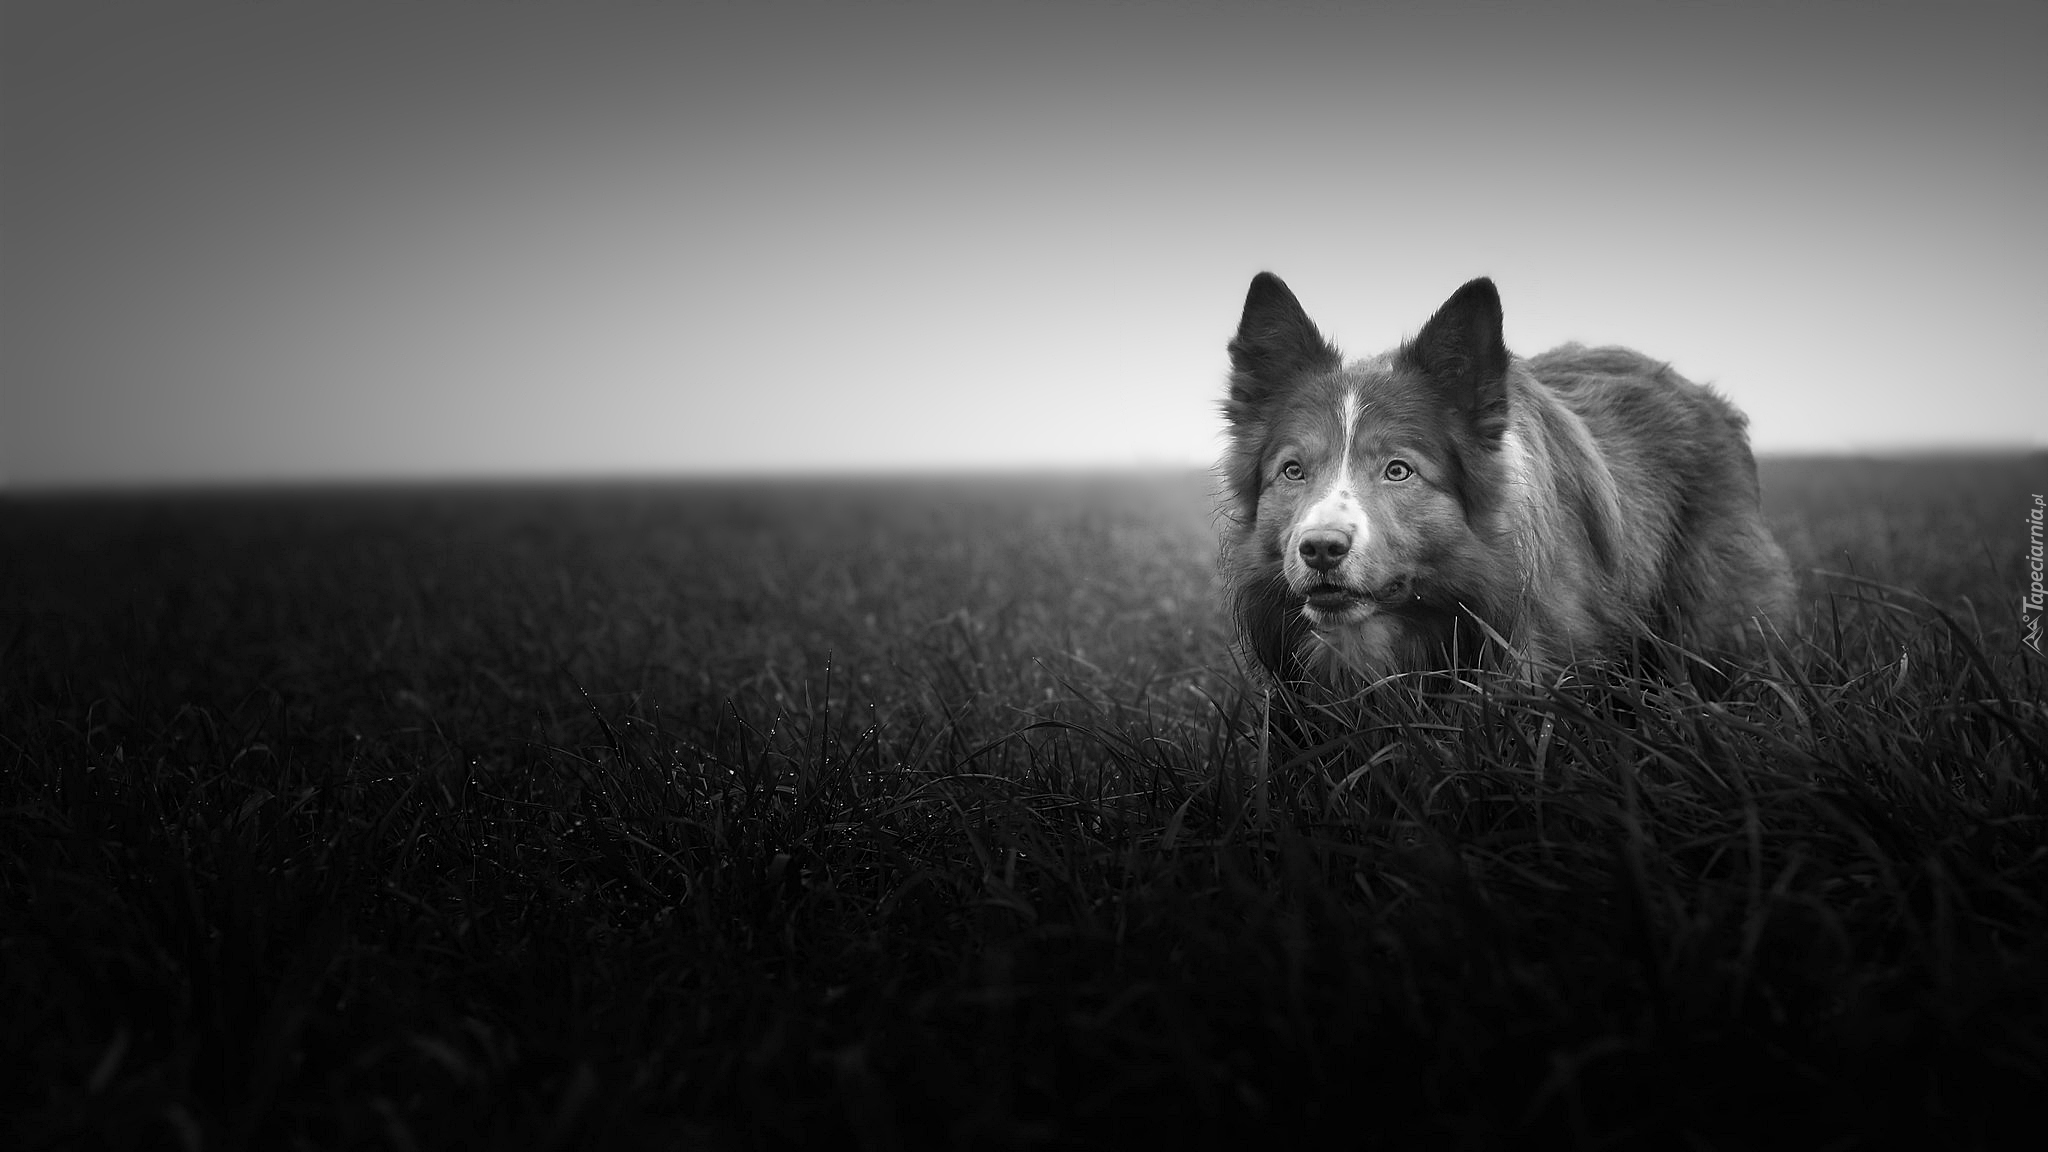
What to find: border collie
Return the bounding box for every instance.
[1219,273,1793,686]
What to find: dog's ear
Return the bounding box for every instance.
[1225,272,1339,422]
[1408,277,1510,441]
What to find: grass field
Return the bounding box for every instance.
[4,454,2044,1149]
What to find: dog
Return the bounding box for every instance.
[1219,273,1794,686]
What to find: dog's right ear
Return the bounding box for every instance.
[1225,272,1339,423]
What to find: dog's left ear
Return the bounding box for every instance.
[1409,277,1510,441]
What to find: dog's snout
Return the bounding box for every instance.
[1297,529,1351,572]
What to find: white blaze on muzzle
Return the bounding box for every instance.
[1290,391,1370,575]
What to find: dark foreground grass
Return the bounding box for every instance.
[4,458,2044,1150]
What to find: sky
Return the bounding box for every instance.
[4,0,2044,488]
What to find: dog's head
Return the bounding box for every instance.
[1221,274,1515,674]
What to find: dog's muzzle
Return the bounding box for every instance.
[1302,577,1412,616]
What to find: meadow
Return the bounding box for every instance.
[3,454,2044,1150]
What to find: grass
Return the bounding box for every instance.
[3,455,2044,1150]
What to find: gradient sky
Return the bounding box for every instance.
[4,0,2044,487]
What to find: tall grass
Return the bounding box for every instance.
[4,460,2044,1149]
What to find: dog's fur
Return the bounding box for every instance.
[1219,273,1793,686]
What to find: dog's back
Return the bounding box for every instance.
[1528,345,1795,651]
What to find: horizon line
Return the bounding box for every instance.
[6,445,2043,498]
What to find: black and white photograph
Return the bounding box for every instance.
[4,1,2044,1146]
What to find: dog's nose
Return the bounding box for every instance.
[1297,529,1350,572]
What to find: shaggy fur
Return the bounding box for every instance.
[1219,273,1794,686]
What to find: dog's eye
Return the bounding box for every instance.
[1280,461,1305,482]
[1384,460,1414,482]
